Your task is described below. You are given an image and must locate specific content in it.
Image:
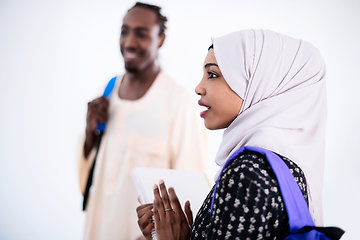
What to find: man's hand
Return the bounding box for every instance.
[84,96,109,158]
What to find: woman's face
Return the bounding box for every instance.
[195,49,243,130]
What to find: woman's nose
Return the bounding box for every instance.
[195,79,205,96]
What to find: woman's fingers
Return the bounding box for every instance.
[141,221,154,240]
[136,203,153,219]
[159,180,173,213]
[136,203,153,218]
[184,200,194,227]
[168,187,184,219]
[137,208,154,230]
[136,203,154,240]
[168,187,182,211]
[152,185,192,240]
[153,184,165,222]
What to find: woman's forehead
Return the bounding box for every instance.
[204,49,217,66]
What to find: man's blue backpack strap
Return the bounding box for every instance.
[83,76,117,211]
[96,76,117,133]
[211,146,345,240]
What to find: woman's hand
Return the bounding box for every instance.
[136,203,154,240]
[153,180,193,240]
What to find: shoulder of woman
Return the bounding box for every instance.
[218,150,277,190]
[221,150,269,174]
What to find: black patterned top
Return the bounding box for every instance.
[190,149,308,240]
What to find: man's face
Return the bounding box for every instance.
[120,7,164,73]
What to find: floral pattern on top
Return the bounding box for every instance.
[190,149,308,240]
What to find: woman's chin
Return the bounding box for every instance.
[204,121,227,131]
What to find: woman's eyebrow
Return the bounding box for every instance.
[204,63,219,69]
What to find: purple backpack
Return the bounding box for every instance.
[211,146,344,240]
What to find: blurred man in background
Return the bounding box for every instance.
[76,2,207,239]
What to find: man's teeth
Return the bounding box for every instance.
[125,53,137,58]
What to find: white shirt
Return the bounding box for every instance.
[76,71,208,240]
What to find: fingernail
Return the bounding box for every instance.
[153,184,158,190]
[159,179,164,185]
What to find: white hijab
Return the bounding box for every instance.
[212,29,327,225]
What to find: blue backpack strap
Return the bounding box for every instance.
[102,76,117,98]
[96,76,117,133]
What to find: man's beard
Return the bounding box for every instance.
[125,65,139,73]
[124,63,139,73]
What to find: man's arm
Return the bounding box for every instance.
[76,96,109,196]
[84,96,109,158]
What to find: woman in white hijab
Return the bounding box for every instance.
[136,29,327,239]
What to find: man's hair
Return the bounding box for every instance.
[128,2,168,36]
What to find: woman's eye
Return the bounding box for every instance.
[208,72,218,79]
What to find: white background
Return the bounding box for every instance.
[1,0,359,239]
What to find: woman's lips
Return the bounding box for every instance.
[200,109,208,118]
[198,100,210,118]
